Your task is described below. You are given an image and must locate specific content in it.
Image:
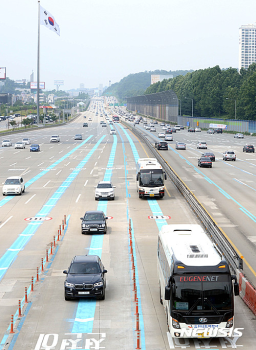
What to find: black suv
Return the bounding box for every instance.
[214,128,222,134]
[83,123,88,127]
[63,255,107,300]
[243,144,255,153]
[81,210,108,234]
[155,141,168,150]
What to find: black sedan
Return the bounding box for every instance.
[202,152,215,161]
[198,157,212,168]
[188,127,195,132]
[80,210,108,234]
[63,255,107,300]
[83,123,88,127]
[155,141,168,150]
[243,144,255,153]
[30,144,40,152]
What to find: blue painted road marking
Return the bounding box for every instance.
[0,136,106,281]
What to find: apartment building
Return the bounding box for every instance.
[239,24,256,70]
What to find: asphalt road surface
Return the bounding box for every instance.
[0,105,255,350]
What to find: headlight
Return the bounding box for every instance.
[65,282,74,288]
[82,224,85,228]
[100,224,105,227]
[172,318,180,329]
[226,317,233,328]
[94,281,103,287]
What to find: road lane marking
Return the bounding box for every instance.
[0,216,13,229]
[56,170,62,175]
[76,194,81,203]
[84,180,88,187]
[25,194,36,204]
[43,181,51,188]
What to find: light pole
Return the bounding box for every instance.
[226,98,237,120]
[185,97,193,117]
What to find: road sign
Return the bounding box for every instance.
[148,215,171,220]
[24,217,52,222]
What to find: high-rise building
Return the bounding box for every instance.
[239,24,256,70]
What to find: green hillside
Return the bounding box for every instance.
[103,70,192,102]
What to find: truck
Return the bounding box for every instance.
[136,158,167,199]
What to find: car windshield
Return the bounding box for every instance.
[139,169,164,187]
[31,144,38,147]
[84,213,105,221]
[172,274,232,313]
[97,183,112,188]
[23,139,28,141]
[69,262,101,274]
[3,140,10,142]
[201,157,211,161]
[227,152,234,154]
[5,179,20,185]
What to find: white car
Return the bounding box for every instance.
[165,135,173,141]
[50,135,60,142]
[158,132,165,138]
[234,133,244,138]
[95,181,115,200]
[22,138,31,145]
[195,127,201,132]
[2,176,25,196]
[223,151,236,161]
[2,139,12,147]
[15,142,25,149]
[110,129,116,135]
[150,126,156,132]
[174,125,181,131]
[145,125,151,130]
[88,118,92,121]
[197,141,207,149]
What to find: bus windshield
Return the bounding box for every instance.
[172,274,232,313]
[139,169,164,187]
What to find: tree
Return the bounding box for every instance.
[9,120,17,129]
[22,118,33,128]
[239,71,256,120]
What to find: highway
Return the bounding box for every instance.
[0,105,255,350]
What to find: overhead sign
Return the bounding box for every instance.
[30,82,45,90]
[148,215,171,220]
[54,80,64,85]
[24,217,52,222]
[0,67,6,80]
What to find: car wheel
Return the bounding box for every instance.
[99,288,105,300]
[65,294,72,301]
[210,165,212,168]
[23,186,25,193]
[95,197,98,201]
[160,287,163,305]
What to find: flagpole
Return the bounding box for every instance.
[37,0,40,125]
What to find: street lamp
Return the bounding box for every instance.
[185,97,194,118]
[226,98,236,120]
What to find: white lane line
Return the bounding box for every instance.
[23,170,31,175]
[13,151,20,154]
[74,317,94,323]
[0,216,13,229]
[94,162,97,166]
[59,150,63,154]
[76,194,81,203]
[9,163,17,166]
[43,180,51,188]
[84,180,88,187]
[73,156,77,159]
[38,162,44,166]
[90,169,94,175]
[65,162,70,166]
[56,170,62,175]
[49,156,54,159]
[25,156,31,159]
[98,155,101,159]
[25,194,36,204]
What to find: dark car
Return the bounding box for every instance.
[170,127,176,133]
[202,152,215,161]
[101,123,107,127]
[165,129,172,134]
[155,141,168,150]
[243,144,255,153]
[188,127,195,132]
[198,157,212,168]
[80,210,108,234]
[63,255,107,300]
[214,128,222,134]
[30,144,40,152]
[83,123,88,127]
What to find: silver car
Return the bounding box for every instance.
[176,142,186,150]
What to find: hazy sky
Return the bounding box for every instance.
[1,0,255,90]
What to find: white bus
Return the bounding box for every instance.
[157,224,239,338]
[136,158,167,199]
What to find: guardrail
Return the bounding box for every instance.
[123,121,243,275]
